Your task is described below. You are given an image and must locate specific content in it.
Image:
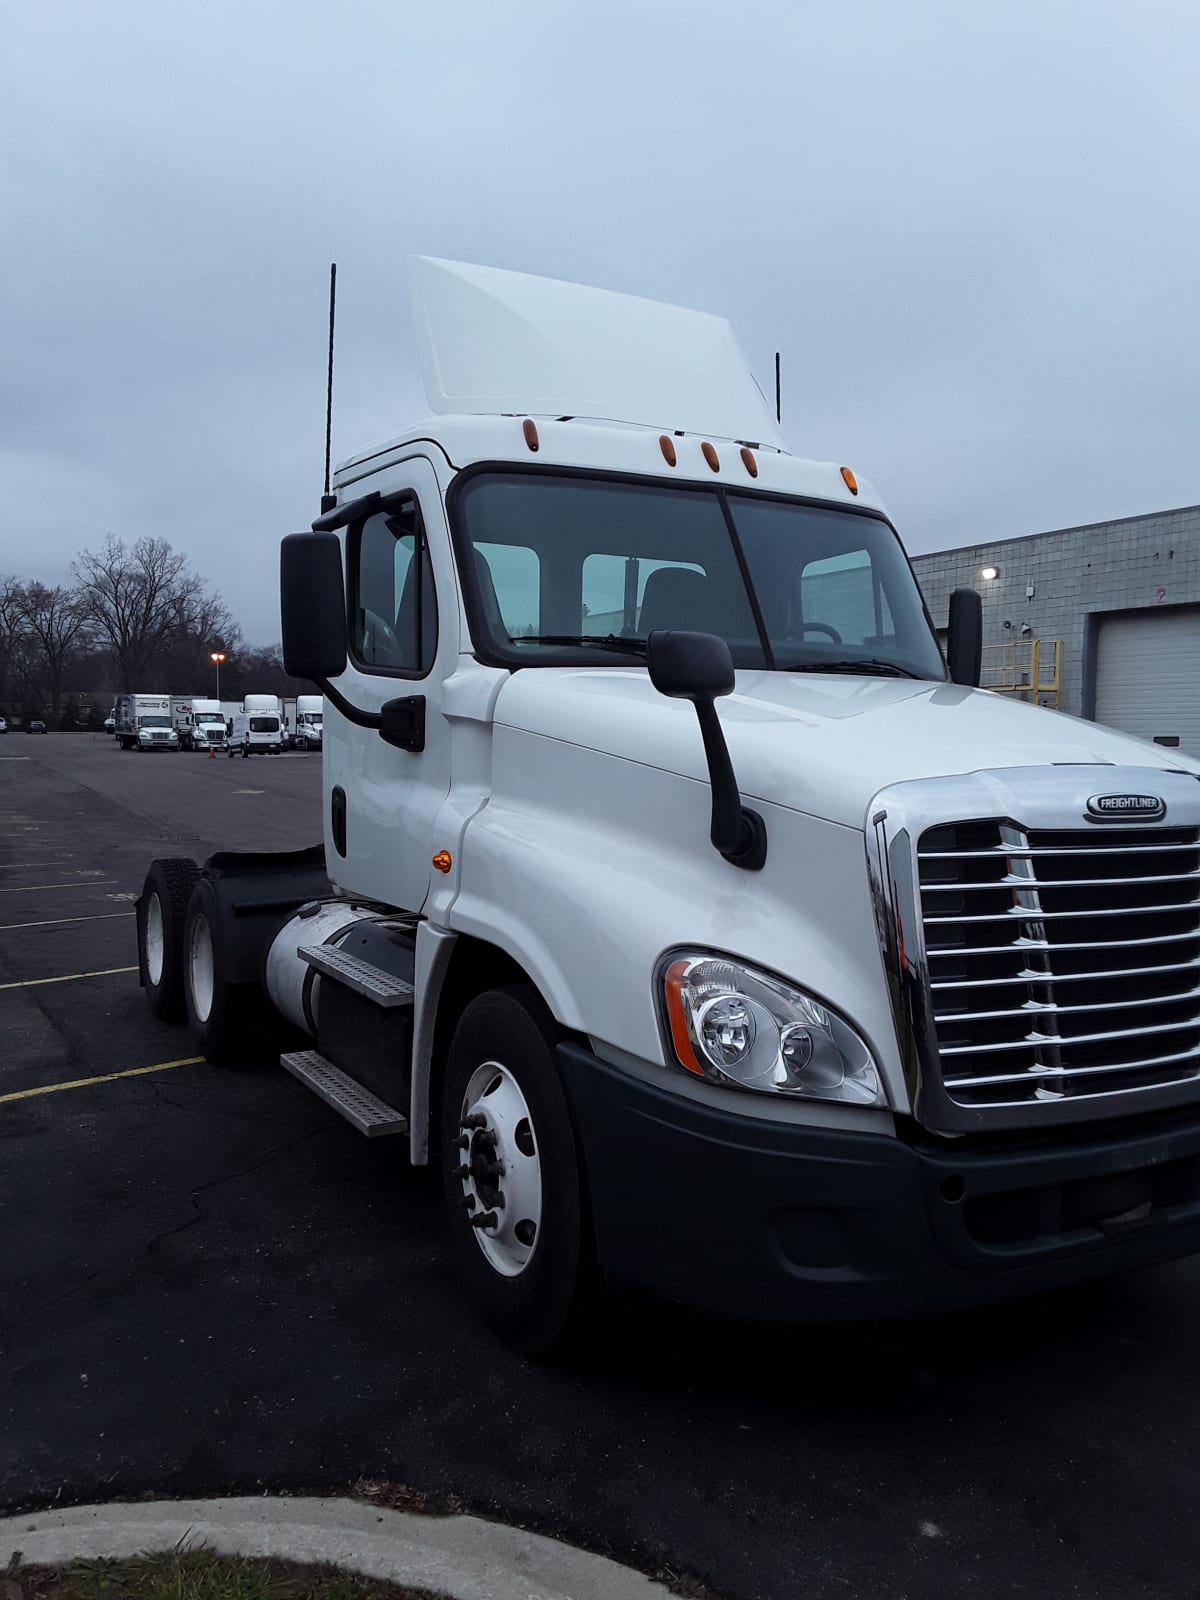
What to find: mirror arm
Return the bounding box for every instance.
[314,679,381,730]
[693,701,768,871]
[312,490,381,533]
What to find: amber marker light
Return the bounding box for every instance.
[432,851,453,874]
[701,442,720,472]
[740,447,758,478]
[659,434,677,466]
[663,958,705,1076]
[522,419,539,452]
[840,466,858,495]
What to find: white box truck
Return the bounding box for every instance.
[135,259,1200,1353]
[116,693,178,752]
[293,694,324,751]
[229,694,283,757]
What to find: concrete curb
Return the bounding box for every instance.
[0,1496,672,1600]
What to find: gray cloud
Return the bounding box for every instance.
[3,0,1197,641]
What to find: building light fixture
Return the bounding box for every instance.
[981,565,1000,581]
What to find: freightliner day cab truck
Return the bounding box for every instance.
[135,259,1200,1352]
[293,694,324,750]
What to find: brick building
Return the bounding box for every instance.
[911,504,1200,755]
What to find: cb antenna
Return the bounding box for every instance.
[321,263,338,514]
[774,351,781,425]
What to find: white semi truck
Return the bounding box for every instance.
[135,259,1200,1352]
[188,697,229,752]
[229,694,284,757]
[116,693,178,752]
[293,694,324,751]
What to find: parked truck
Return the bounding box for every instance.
[170,696,200,750]
[116,693,178,752]
[229,694,283,757]
[135,258,1200,1352]
[293,694,324,751]
[188,697,229,752]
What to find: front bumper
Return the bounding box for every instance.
[558,1044,1200,1321]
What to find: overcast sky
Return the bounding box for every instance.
[3,0,1197,643]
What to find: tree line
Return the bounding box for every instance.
[0,536,307,728]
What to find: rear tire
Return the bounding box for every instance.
[440,986,593,1356]
[182,880,277,1066]
[137,857,201,1021]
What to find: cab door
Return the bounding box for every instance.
[323,456,456,913]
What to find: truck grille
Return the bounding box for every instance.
[918,821,1200,1110]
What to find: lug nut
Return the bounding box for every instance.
[457,1164,471,1180]
[463,1113,487,1130]
[471,1210,498,1230]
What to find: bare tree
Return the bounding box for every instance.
[157,591,244,694]
[0,577,25,712]
[73,536,206,691]
[18,583,93,722]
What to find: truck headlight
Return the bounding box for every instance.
[659,952,885,1106]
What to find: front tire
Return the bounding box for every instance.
[136,857,201,1021]
[440,987,592,1355]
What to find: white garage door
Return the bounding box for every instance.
[1095,606,1200,755]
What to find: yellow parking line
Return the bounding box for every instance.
[0,1056,203,1104]
[0,867,105,878]
[0,911,136,932]
[0,870,105,883]
[0,879,117,894]
[0,964,137,990]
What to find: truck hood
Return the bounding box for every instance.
[493,669,1200,830]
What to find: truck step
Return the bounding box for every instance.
[280,1050,409,1137]
[298,943,415,1008]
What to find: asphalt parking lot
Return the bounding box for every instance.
[4,733,1200,1599]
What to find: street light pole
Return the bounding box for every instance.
[210,651,227,701]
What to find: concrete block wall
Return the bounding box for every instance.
[911,505,1200,716]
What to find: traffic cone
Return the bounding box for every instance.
[208,746,215,760]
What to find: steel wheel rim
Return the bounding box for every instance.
[458,1060,543,1278]
[189,914,215,1023]
[145,892,165,987]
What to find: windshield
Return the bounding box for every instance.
[453,471,945,679]
[138,715,171,728]
[196,713,225,725]
[249,717,279,733]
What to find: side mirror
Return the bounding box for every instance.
[281,532,347,681]
[947,587,982,687]
[647,630,766,872]
[647,628,736,701]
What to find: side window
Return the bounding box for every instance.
[474,541,541,638]
[350,499,437,674]
[798,550,893,647]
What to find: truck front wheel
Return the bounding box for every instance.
[440,986,592,1355]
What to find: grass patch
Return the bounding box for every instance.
[6,1548,447,1600]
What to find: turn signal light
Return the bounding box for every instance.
[663,958,704,1076]
[432,851,453,874]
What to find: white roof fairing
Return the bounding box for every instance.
[406,257,785,449]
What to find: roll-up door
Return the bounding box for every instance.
[1094,606,1200,754]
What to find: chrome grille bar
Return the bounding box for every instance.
[925,900,1200,923]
